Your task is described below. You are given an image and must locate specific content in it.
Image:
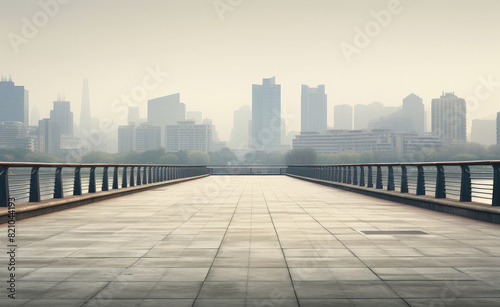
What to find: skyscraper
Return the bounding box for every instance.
[402,93,425,134]
[128,107,140,124]
[38,118,60,155]
[135,122,161,151]
[431,92,466,144]
[251,77,281,149]
[301,84,327,133]
[80,78,92,133]
[230,105,251,149]
[118,123,135,153]
[0,78,28,125]
[0,121,30,149]
[50,99,73,136]
[148,93,185,147]
[334,104,353,130]
[166,120,213,152]
[471,119,495,146]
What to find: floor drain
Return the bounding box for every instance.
[361,230,427,235]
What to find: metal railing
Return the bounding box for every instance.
[0,163,208,207]
[287,161,500,206]
[208,165,287,175]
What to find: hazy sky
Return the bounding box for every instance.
[1,0,500,141]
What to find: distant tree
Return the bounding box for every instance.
[209,147,238,165]
[81,151,114,163]
[159,154,179,165]
[285,148,317,165]
[24,152,60,163]
[139,148,166,164]
[174,150,189,164]
[188,151,210,165]
[114,151,142,163]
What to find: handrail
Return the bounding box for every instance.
[286,160,500,207]
[0,163,209,207]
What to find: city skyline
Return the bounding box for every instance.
[1,0,499,141]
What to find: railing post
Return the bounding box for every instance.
[122,166,128,188]
[435,165,446,199]
[376,166,383,189]
[102,166,109,191]
[130,166,135,187]
[74,167,82,196]
[416,166,425,195]
[400,166,408,193]
[492,164,500,206]
[148,167,152,183]
[89,167,96,193]
[29,166,41,202]
[460,165,471,202]
[137,166,141,186]
[113,167,119,189]
[367,166,373,188]
[54,166,64,198]
[359,166,365,186]
[387,166,394,191]
[0,166,9,207]
[343,166,347,183]
[353,166,358,185]
[347,166,352,184]
[143,166,147,184]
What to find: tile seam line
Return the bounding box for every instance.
[260,177,301,307]
[191,176,247,306]
[279,177,411,306]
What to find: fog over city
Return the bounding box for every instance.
[2,0,500,143]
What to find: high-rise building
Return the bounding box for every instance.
[333,104,353,130]
[0,121,30,149]
[497,112,500,145]
[128,107,140,124]
[80,78,91,133]
[471,119,496,146]
[50,99,73,136]
[30,106,40,126]
[353,101,396,130]
[301,84,327,133]
[230,105,251,149]
[402,93,425,134]
[38,118,60,155]
[135,122,161,151]
[148,93,185,147]
[251,77,281,149]
[431,92,466,145]
[166,120,213,152]
[0,78,28,125]
[118,123,135,153]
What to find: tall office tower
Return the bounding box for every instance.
[148,93,185,146]
[50,99,73,136]
[30,106,40,126]
[353,101,396,130]
[471,119,496,146]
[431,92,466,145]
[24,89,29,125]
[334,104,353,130]
[0,77,28,125]
[118,123,135,153]
[135,122,161,151]
[165,120,213,152]
[80,78,92,133]
[38,118,60,155]
[402,93,425,134]
[251,77,281,149]
[301,84,327,133]
[230,105,251,149]
[497,112,500,145]
[0,121,30,149]
[187,111,203,124]
[128,107,140,124]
